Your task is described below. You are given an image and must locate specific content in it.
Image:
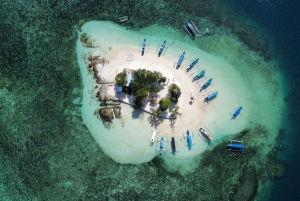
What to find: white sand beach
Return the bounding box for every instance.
[76,21,284,170]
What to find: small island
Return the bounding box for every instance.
[77,21,283,167]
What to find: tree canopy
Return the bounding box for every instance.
[159,97,171,111]
[115,72,127,86]
[168,83,181,101]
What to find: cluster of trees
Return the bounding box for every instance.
[115,69,182,117]
[131,69,167,109]
[158,84,181,111]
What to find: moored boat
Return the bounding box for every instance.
[233,106,243,117]
[187,58,199,71]
[200,78,213,91]
[184,20,200,39]
[192,70,206,81]
[158,40,166,57]
[119,16,129,24]
[186,130,193,148]
[204,91,218,102]
[141,38,146,56]
[160,137,164,155]
[199,128,213,140]
[227,140,245,152]
[177,51,185,67]
[171,137,177,156]
[150,130,156,145]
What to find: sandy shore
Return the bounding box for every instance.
[98,46,206,135]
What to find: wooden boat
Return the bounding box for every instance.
[141,38,146,56]
[150,130,156,145]
[199,128,213,140]
[186,130,193,148]
[158,40,166,57]
[184,20,200,39]
[119,16,129,25]
[227,140,245,152]
[233,106,243,117]
[200,78,213,91]
[171,137,177,156]
[204,91,218,102]
[192,70,206,81]
[177,51,185,67]
[187,58,199,71]
[159,137,164,155]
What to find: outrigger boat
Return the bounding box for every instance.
[159,137,164,155]
[192,70,206,81]
[199,128,213,140]
[200,78,213,91]
[187,58,199,71]
[150,130,157,146]
[141,38,146,56]
[233,106,243,117]
[158,40,166,57]
[171,137,177,156]
[204,91,218,102]
[118,16,129,25]
[227,140,245,152]
[184,20,200,39]
[186,130,193,148]
[177,51,185,67]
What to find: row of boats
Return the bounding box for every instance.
[154,129,244,156]
[175,51,219,102]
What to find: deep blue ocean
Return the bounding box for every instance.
[230,0,300,199]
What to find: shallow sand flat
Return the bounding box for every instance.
[77,21,283,166]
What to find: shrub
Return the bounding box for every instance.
[168,83,181,101]
[159,97,171,111]
[115,72,127,86]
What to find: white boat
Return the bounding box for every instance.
[199,128,213,140]
[150,130,157,145]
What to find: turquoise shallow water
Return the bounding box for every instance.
[0,0,294,200]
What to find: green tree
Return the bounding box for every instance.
[171,105,180,117]
[115,72,127,86]
[152,109,161,118]
[158,76,167,84]
[149,85,159,93]
[159,97,171,111]
[168,83,181,101]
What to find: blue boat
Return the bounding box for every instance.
[192,70,206,81]
[141,38,146,56]
[159,137,164,155]
[204,91,218,102]
[227,140,245,152]
[158,40,166,57]
[171,137,176,156]
[187,58,199,71]
[200,78,213,91]
[186,130,193,148]
[184,20,199,39]
[177,51,185,67]
[233,106,243,117]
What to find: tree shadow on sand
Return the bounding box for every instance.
[147,115,163,128]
